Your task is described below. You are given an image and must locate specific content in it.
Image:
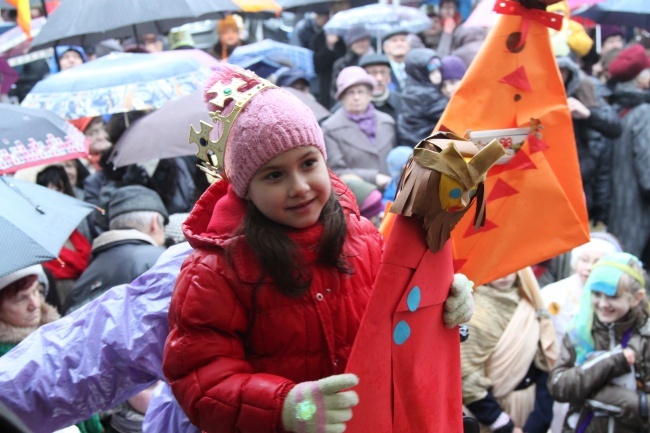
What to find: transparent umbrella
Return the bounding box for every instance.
[323,4,432,40]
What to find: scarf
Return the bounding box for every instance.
[42,229,91,279]
[345,103,377,146]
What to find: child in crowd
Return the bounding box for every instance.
[462,268,557,433]
[549,253,650,433]
[162,64,472,433]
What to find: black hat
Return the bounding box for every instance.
[108,185,169,224]
[359,53,391,68]
[382,29,409,44]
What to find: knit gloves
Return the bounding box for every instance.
[282,373,359,433]
[443,273,474,328]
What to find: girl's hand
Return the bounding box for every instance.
[623,348,636,366]
[282,373,359,433]
[443,274,474,328]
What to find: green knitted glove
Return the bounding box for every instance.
[443,273,474,328]
[282,373,359,433]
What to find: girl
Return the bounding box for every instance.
[548,252,650,433]
[462,268,557,433]
[162,65,471,433]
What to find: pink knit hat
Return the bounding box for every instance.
[203,64,326,197]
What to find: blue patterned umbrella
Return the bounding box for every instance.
[323,4,432,39]
[0,176,96,278]
[21,52,213,120]
[573,0,650,28]
[228,39,315,79]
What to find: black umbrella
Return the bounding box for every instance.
[30,0,240,49]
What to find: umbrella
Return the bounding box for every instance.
[0,105,87,175]
[30,0,240,49]
[109,85,331,167]
[0,176,96,278]
[282,87,330,122]
[21,52,213,120]
[153,49,221,70]
[568,0,605,9]
[276,0,335,11]
[573,0,650,28]
[228,39,315,79]
[232,0,281,13]
[0,56,19,94]
[0,17,47,57]
[323,4,431,40]
[109,90,212,168]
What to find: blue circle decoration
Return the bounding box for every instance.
[393,321,411,345]
[469,188,477,197]
[199,137,208,147]
[407,286,421,312]
[450,188,462,199]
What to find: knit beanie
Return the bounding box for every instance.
[600,24,624,45]
[440,55,467,81]
[608,44,650,83]
[343,25,371,47]
[203,64,326,198]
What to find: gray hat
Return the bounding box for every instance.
[343,25,371,46]
[108,185,169,224]
[382,29,409,44]
[359,53,391,69]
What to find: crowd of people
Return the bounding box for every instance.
[1,0,650,432]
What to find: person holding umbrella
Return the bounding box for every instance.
[211,14,245,61]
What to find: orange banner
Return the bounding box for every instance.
[437,13,589,286]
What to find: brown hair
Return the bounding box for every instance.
[0,275,38,306]
[238,191,351,297]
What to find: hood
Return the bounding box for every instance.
[405,48,440,86]
[555,56,582,96]
[452,25,488,50]
[183,171,361,250]
[49,45,87,73]
[610,82,650,109]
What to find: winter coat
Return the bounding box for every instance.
[321,107,397,183]
[607,84,650,257]
[163,175,384,433]
[0,243,198,433]
[0,303,104,433]
[63,229,164,314]
[556,57,621,225]
[311,31,346,109]
[397,48,449,147]
[548,306,650,433]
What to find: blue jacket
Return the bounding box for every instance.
[0,243,197,433]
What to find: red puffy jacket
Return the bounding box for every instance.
[163,175,383,433]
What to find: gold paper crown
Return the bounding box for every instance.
[189,70,277,179]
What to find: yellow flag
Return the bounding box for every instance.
[7,0,31,39]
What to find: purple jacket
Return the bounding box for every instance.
[0,243,197,433]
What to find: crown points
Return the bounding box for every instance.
[207,77,247,109]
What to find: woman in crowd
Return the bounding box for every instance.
[321,66,397,190]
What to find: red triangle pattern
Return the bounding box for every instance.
[528,134,549,153]
[489,150,537,175]
[464,219,498,238]
[499,66,532,92]
[487,178,519,203]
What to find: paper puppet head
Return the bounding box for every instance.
[390,132,505,253]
